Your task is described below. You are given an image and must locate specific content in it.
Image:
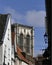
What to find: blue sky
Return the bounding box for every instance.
[0,0,47,57]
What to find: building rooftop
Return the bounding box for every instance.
[12,23,33,29]
[16,46,33,64]
[0,14,10,42]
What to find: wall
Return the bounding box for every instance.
[14,24,34,57]
[2,17,12,65]
[11,45,14,65]
[14,56,28,65]
[15,58,20,65]
[22,61,28,65]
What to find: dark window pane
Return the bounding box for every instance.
[19,33,23,50]
[26,34,30,53]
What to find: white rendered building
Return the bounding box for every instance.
[0,14,12,65]
[11,23,34,57]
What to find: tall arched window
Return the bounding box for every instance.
[19,33,23,50]
[26,34,30,53]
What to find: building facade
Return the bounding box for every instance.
[0,14,35,65]
[11,28,35,65]
[14,46,29,65]
[11,23,34,57]
[0,14,12,65]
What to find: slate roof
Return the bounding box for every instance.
[0,14,9,42]
[16,46,29,64]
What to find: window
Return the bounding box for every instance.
[8,63,9,65]
[19,33,23,50]
[4,45,6,55]
[8,48,10,58]
[17,34,20,44]
[26,34,30,53]
[24,29,25,33]
[8,29,10,40]
[31,29,33,34]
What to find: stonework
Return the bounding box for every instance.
[11,23,34,57]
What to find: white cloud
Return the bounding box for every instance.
[34,50,45,57]
[4,7,24,24]
[4,7,46,27]
[25,10,46,27]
